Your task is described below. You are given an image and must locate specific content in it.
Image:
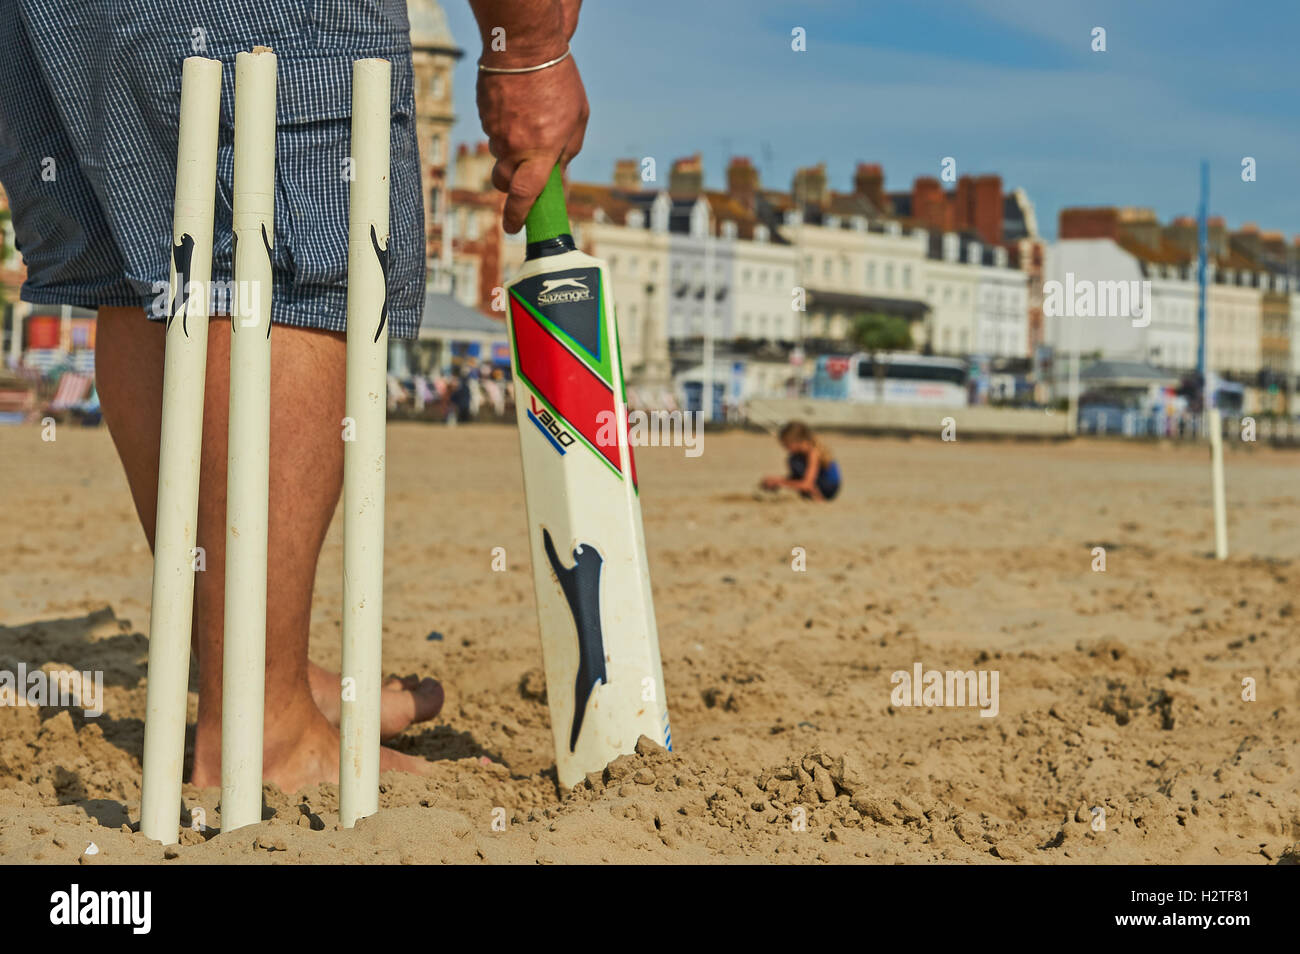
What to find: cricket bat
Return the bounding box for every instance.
[506,165,672,790]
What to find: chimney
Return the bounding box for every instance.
[727,157,760,209]
[972,175,1003,245]
[1116,207,1159,250]
[792,162,829,209]
[614,158,641,191]
[669,154,704,197]
[954,176,975,231]
[853,163,887,214]
[911,176,947,232]
[1059,207,1121,241]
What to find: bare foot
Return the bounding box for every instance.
[191,703,433,796]
[308,662,444,739]
[263,707,434,796]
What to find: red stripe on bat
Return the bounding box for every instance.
[512,296,627,476]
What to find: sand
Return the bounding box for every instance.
[0,423,1296,864]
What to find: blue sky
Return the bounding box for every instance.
[438,0,1300,240]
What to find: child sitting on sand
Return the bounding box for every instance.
[760,421,842,500]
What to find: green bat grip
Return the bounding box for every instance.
[524,164,572,244]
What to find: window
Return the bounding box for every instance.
[866,262,876,285]
[758,269,768,286]
[903,265,912,289]
[884,263,894,288]
[743,268,752,286]
[822,259,831,279]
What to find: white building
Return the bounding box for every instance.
[1045,239,1265,378]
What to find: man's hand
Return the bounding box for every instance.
[471,0,588,234]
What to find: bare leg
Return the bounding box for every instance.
[95,306,436,795]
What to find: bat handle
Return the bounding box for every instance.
[524,164,572,246]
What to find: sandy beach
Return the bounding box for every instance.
[0,423,1296,863]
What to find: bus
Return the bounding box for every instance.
[810,352,968,406]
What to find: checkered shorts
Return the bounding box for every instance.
[0,0,426,338]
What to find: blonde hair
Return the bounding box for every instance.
[778,420,833,465]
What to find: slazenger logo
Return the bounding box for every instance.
[537,277,592,305]
[530,396,576,449]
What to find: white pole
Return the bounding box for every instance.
[9,299,29,366]
[222,46,276,834]
[1209,407,1228,559]
[340,57,391,828]
[1067,312,1080,436]
[701,229,714,421]
[140,56,222,844]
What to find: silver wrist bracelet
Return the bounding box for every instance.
[478,47,571,74]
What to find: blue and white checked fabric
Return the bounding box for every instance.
[0,0,426,338]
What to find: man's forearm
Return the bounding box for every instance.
[468,0,569,69]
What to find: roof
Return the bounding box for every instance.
[569,182,637,225]
[418,291,504,338]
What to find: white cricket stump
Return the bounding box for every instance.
[140,55,222,845]
[339,57,391,828]
[1208,407,1228,560]
[222,46,277,834]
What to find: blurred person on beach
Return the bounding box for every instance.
[0,0,586,793]
[760,421,842,501]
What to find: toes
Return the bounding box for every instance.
[412,679,444,722]
[378,678,444,740]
